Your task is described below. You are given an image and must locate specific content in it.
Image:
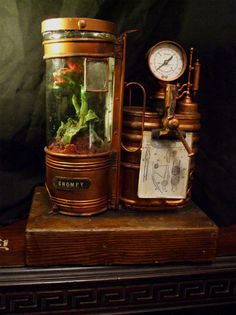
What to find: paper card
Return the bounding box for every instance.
[138,131,192,199]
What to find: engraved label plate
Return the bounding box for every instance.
[53,177,91,191]
[138,131,192,199]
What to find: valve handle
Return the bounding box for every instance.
[162,84,194,157]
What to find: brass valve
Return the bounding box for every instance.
[160,84,194,157]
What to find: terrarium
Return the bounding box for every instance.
[42,18,125,215]
[46,57,114,155]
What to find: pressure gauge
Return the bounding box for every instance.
[148,41,187,82]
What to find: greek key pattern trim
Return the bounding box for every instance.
[0,277,236,313]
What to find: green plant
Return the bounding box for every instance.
[50,60,103,152]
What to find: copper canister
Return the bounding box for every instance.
[120,101,200,211]
[42,18,125,215]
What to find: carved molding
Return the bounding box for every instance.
[0,256,236,314]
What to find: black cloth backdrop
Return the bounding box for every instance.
[0,0,235,226]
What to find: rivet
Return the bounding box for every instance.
[78,19,86,29]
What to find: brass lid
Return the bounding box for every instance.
[41,17,117,35]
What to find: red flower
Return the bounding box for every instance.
[54,75,65,84]
[53,61,82,85]
[67,61,81,72]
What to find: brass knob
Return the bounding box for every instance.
[168,118,179,130]
[78,19,86,29]
[167,118,194,157]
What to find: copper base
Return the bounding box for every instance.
[45,148,111,216]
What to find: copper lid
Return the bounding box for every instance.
[41,17,117,35]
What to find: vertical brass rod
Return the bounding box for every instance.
[186,47,194,96]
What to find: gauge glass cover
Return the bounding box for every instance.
[149,42,186,81]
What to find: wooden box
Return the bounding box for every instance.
[26,187,218,266]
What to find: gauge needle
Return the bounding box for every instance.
[156,55,173,71]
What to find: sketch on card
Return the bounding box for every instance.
[138,131,192,199]
[151,163,170,193]
[143,144,151,182]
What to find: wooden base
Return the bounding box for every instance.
[26,187,218,266]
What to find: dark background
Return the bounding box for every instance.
[0,0,235,226]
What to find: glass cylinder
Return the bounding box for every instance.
[42,18,124,215]
[45,55,115,154]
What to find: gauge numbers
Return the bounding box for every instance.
[148,41,187,82]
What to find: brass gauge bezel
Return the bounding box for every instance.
[148,40,187,82]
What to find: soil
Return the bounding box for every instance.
[48,136,104,154]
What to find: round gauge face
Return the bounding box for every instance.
[148,41,187,82]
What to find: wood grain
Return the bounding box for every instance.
[26,187,218,266]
